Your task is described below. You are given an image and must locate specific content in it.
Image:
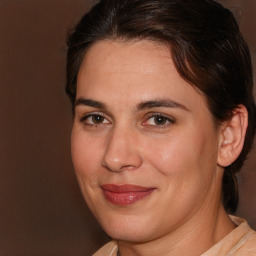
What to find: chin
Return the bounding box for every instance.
[97,212,155,243]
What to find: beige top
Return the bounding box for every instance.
[93,216,256,256]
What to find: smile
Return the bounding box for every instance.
[101,184,155,206]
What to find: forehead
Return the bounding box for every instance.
[81,39,171,70]
[76,39,207,113]
[78,40,175,88]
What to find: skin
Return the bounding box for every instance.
[71,40,238,256]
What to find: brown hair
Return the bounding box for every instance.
[66,0,256,212]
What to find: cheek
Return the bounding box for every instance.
[71,130,106,211]
[71,130,103,180]
[143,128,218,188]
[144,135,199,175]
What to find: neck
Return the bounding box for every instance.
[117,201,235,256]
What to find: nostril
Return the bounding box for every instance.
[101,149,143,172]
[119,164,138,172]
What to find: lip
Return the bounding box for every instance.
[101,184,155,206]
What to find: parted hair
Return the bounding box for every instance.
[66,0,256,213]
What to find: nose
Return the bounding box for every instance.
[101,126,143,172]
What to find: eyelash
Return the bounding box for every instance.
[142,113,175,127]
[79,113,111,126]
[79,113,175,128]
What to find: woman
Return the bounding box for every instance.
[66,0,256,255]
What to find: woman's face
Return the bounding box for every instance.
[71,40,224,242]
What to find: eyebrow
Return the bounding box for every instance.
[136,99,189,111]
[74,97,189,112]
[74,98,108,110]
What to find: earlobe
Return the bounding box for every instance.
[217,105,248,167]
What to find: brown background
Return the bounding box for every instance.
[0,0,255,255]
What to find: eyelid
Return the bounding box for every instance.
[142,112,175,127]
[79,111,111,124]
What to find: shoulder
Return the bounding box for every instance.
[223,216,256,255]
[232,227,256,255]
[203,215,256,256]
[92,240,118,256]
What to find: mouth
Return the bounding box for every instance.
[101,184,155,206]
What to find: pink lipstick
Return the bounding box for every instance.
[101,184,155,205]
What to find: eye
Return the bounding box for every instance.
[143,114,174,127]
[80,113,111,126]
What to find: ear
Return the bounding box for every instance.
[217,105,248,167]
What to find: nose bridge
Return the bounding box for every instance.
[101,124,142,172]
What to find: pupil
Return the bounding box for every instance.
[154,116,166,125]
[93,115,103,123]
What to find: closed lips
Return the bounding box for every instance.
[101,184,155,205]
